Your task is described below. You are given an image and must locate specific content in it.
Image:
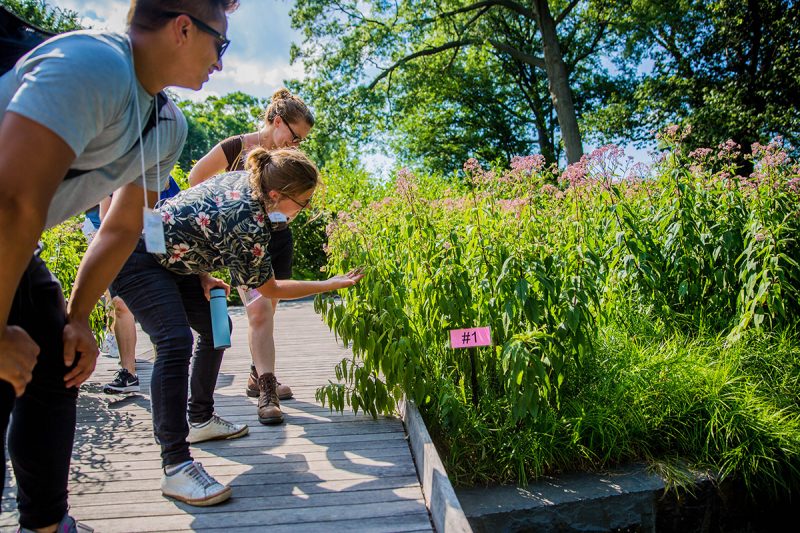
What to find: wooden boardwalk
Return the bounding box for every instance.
[2,300,432,532]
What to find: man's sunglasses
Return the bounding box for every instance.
[165,12,230,61]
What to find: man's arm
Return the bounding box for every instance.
[188,144,228,186]
[62,181,158,388]
[0,112,75,395]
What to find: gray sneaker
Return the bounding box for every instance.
[187,413,249,444]
[161,461,231,506]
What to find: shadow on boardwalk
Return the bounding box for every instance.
[1,301,432,532]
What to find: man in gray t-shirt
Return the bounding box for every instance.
[0,1,239,530]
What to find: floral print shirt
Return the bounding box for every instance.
[154,171,273,288]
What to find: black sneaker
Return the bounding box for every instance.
[103,368,140,394]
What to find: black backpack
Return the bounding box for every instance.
[1,5,169,179]
[0,5,55,76]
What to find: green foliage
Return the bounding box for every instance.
[419,318,800,491]
[315,135,800,490]
[40,217,109,343]
[175,91,267,171]
[610,129,800,336]
[602,0,800,159]
[1,0,82,33]
[169,163,190,191]
[388,47,541,172]
[290,209,327,281]
[289,0,627,171]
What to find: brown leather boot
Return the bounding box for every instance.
[247,365,293,400]
[257,372,284,425]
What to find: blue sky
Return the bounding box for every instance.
[55,0,302,102]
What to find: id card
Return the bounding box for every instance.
[143,208,166,253]
[237,286,263,306]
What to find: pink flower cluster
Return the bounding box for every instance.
[751,138,790,169]
[656,123,692,142]
[689,148,713,160]
[368,197,394,211]
[540,184,561,196]
[559,159,589,188]
[510,155,545,173]
[625,162,651,181]
[715,139,741,162]
[558,144,631,190]
[395,167,418,198]
[463,158,482,173]
[438,197,467,210]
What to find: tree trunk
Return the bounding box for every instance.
[533,0,583,163]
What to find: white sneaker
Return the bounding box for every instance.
[100,332,119,358]
[187,414,249,444]
[161,461,231,506]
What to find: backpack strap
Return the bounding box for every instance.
[64,91,170,180]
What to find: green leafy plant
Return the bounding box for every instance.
[315,132,800,493]
[40,216,109,342]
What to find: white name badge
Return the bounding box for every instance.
[143,208,166,253]
[268,212,288,223]
[237,286,263,306]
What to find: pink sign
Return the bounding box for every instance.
[449,327,492,349]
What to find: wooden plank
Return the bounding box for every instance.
[67,446,413,473]
[2,476,424,509]
[1,301,432,531]
[78,500,428,532]
[168,513,435,533]
[64,487,425,520]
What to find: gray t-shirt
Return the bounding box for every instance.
[0,30,187,228]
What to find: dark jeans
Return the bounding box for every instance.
[0,252,77,529]
[110,241,230,467]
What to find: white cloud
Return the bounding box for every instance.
[55,0,128,31]
[169,87,221,103]
[216,57,304,86]
[170,56,305,103]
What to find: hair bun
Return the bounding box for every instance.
[271,88,292,102]
[245,147,272,172]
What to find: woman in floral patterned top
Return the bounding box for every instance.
[188,88,314,425]
[109,147,363,506]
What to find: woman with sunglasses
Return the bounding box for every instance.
[110,147,363,506]
[189,88,312,426]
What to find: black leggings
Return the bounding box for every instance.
[0,252,78,529]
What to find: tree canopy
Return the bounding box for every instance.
[289,0,798,173]
[610,0,800,157]
[175,91,267,170]
[288,0,633,169]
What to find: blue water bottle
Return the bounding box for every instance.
[209,287,231,349]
